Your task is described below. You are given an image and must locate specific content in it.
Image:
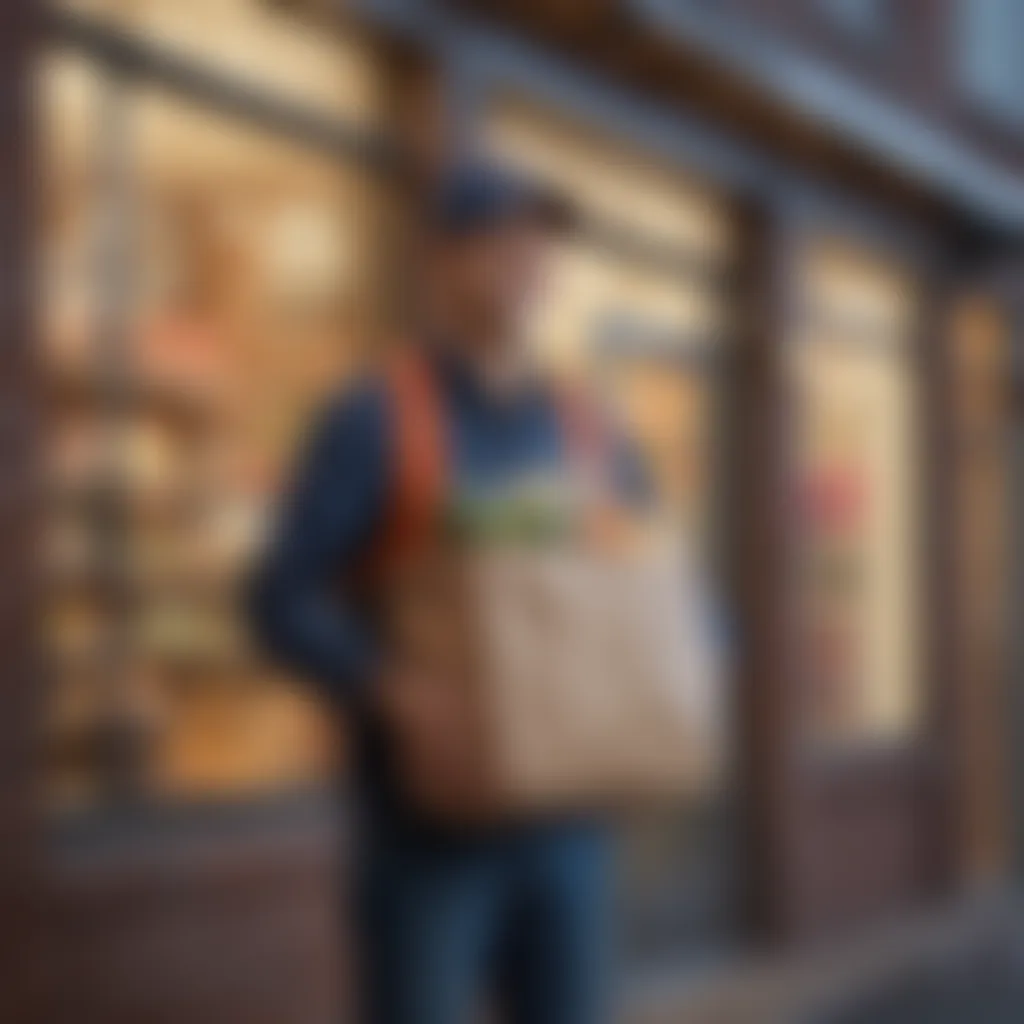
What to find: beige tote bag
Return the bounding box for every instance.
[385,536,722,822]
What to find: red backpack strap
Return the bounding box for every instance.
[364,350,448,580]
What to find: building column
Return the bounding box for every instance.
[0,2,43,1022]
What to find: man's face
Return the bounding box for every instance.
[433,218,552,348]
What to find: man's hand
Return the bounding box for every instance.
[377,668,479,809]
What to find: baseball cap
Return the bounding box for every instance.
[430,162,575,237]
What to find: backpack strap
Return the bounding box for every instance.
[364,349,448,581]
[363,359,611,580]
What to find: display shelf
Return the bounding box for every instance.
[46,360,225,432]
[47,477,215,524]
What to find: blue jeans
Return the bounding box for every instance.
[356,823,613,1024]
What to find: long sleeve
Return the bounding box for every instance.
[247,382,391,705]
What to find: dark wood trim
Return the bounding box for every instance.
[1005,286,1024,885]
[928,249,1024,890]
[0,2,43,1021]
[916,245,970,899]
[732,205,801,945]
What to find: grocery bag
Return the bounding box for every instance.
[384,532,722,821]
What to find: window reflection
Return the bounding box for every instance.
[791,240,920,749]
[42,41,387,811]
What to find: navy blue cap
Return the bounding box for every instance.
[431,162,573,237]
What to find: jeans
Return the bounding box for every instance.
[356,822,613,1024]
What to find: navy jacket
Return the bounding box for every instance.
[248,349,645,829]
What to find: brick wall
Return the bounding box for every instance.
[47,809,347,1024]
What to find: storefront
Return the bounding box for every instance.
[23,0,1020,1020]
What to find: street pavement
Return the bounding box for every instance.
[820,915,1024,1024]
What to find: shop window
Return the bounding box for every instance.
[486,97,738,959]
[41,38,390,813]
[791,239,920,751]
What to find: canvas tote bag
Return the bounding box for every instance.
[370,353,722,822]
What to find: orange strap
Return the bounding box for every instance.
[365,350,448,580]
[367,355,610,580]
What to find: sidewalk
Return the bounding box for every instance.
[820,903,1024,1024]
[629,891,1024,1024]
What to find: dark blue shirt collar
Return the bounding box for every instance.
[425,338,546,416]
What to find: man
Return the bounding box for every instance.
[250,164,645,1024]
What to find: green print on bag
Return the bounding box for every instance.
[443,474,581,548]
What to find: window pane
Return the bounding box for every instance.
[41,47,389,812]
[792,240,920,750]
